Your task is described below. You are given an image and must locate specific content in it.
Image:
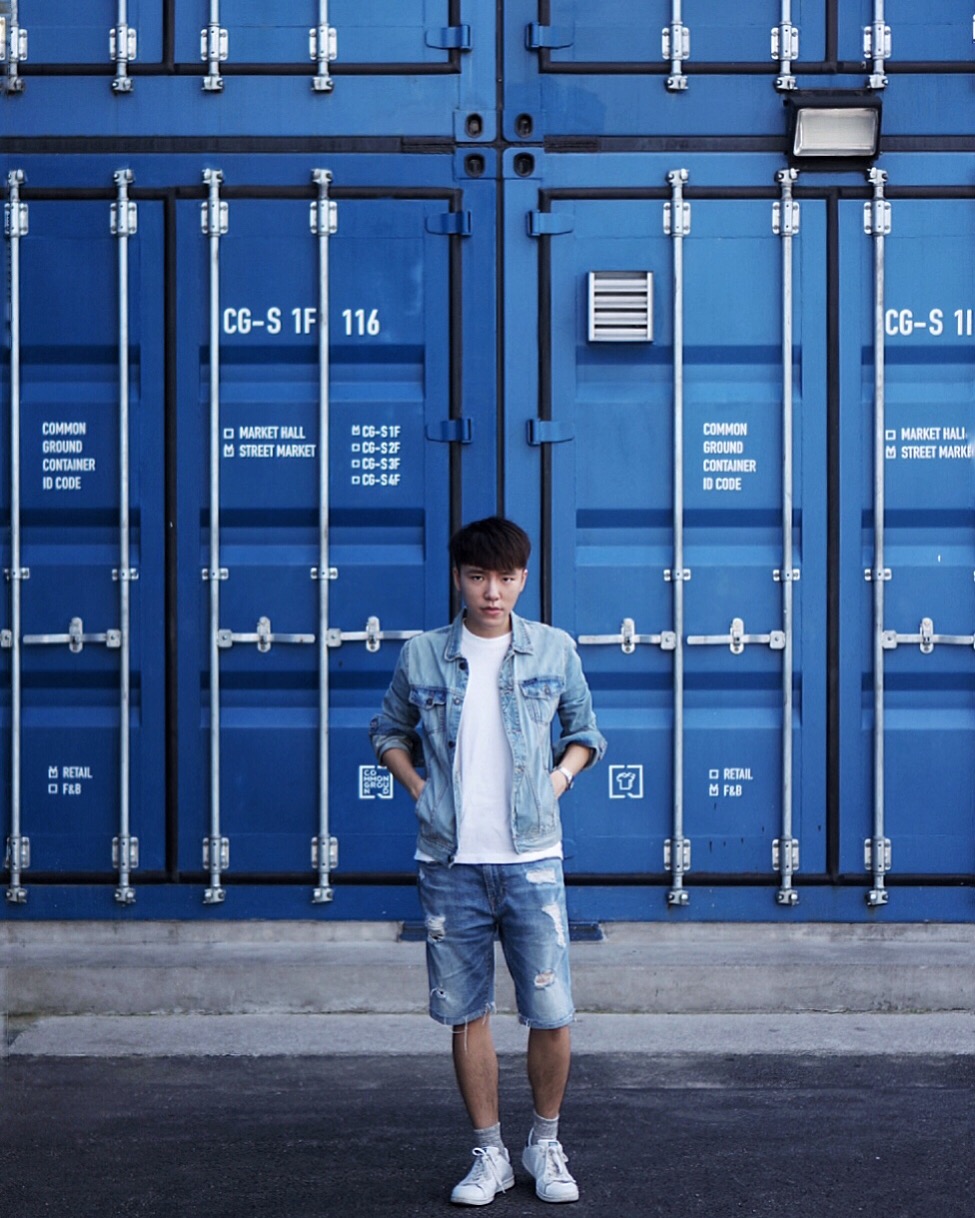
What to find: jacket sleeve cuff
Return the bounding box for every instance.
[554,730,607,768]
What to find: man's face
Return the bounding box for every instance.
[453,564,528,638]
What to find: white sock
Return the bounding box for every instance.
[530,1111,560,1144]
[474,1122,505,1152]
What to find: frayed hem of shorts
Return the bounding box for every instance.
[518,1010,576,1030]
[428,1003,497,1028]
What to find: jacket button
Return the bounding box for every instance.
[448,741,455,749]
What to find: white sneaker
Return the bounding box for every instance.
[450,1146,515,1206]
[521,1138,579,1203]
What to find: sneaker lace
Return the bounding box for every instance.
[540,1141,572,1182]
[469,1147,501,1186]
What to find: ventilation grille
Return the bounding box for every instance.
[588,271,653,342]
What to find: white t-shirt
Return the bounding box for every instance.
[450,625,561,865]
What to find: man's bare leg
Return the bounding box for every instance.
[527,1025,571,1118]
[452,1015,500,1129]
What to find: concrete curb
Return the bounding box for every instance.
[7,1011,975,1058]
[2,921,973,1018]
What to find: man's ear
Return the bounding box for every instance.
[452,566,461,592]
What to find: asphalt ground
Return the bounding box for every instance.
[2,1049,972,1218]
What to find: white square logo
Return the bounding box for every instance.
[609,764,644,800]
[359,765,394,800]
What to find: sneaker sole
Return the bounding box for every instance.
[533,1185,579,1204]
[450,1180,514,1206]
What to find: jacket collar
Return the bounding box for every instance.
[444,610,533,660]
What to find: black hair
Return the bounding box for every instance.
[449,516,531,572]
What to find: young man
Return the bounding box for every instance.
[369,516,606,1206]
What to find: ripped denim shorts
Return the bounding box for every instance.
[416,859,575,1029]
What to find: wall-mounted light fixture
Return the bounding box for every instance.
[785,93,882,169]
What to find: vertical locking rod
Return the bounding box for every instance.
[5,170,26,902]
[111,0,135,93]
[776,169,799,905]
[203,168,226,903]
[774,0,798,91]
[312,0,337,92]
[866,0,890,90]
[113,170,136,903]
[867,168,890,906]
[666,169,689,906]
[312,169,338,903]
[665,0,688,91]
[203,0,226,92]
[2,0,26,94]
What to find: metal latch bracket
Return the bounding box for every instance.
[203,836,230,870]
[311,835,339,870]
[23,617,121,653]
[578,618,677,655]
[112,835,140,870]
[217,617,315,653]
[687,617,785,655]
[327,616,422,654]
[664,837,691,873]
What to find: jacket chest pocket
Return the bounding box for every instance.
[519,676,564,725]
[409,686,450,737]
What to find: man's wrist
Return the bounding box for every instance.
[554,765,574,792]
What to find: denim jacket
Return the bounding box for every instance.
[369,611,607,864]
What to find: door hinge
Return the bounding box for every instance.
[425,210,472,237]
[426,25,472,51]
[527,419,575,446]
[426,418,473,444]
[527,211,574,237]
[526,23,574,50]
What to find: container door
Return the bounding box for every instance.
[835,2,975,132]
[504,0,827,140]
[6,3,494,140]
[505,170,827,906]
[839,187,975,899]
[175,174,475,899]
[1,179,166,898]
[837,1,974,64]
[8,1,163,65]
